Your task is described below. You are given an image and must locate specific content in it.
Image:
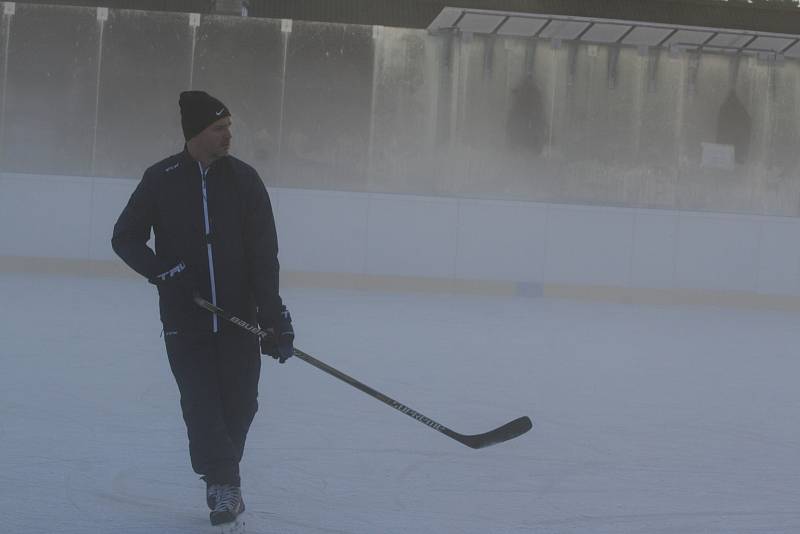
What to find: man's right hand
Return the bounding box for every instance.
[149,261,195,299]
[150,261,188,284]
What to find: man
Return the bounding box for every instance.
[112,90,294,528]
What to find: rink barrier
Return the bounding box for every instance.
[4,255,800,312]
[541,284,800,312]
[4,175,800,306]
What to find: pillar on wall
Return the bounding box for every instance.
[644,46,660,93]
[686,50,700,96]
[435,29,457,148]
[483,34,495,79]
[607,46,620,89]
[524,38,536,76]
[763,53,779,99]
[213,0,248,16]
[0,2,14,170]
[567,42,579,87]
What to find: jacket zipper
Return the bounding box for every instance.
[199,163,219,333]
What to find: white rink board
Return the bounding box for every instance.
[3,173,800,296]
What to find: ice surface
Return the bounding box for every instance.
[2,272,800,533]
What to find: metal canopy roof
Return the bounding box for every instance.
[429,6,800,58]
[13,1,800,36]
[14,0,800,56]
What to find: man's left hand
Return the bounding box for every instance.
[260,306,294,363]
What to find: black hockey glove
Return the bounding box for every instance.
[148,261,195,300]
[259,306,294,363]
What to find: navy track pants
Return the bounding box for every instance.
[164,329,261,486]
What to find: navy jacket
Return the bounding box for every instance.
[112,149,283,333]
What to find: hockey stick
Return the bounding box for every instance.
[193,296,532,449]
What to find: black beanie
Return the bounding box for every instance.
[179,91,230,141]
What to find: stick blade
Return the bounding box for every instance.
[455,416,532,449]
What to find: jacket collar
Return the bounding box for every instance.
[180,145,228,173]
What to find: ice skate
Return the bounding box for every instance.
[210,484,245,530]
[203,476,220,510]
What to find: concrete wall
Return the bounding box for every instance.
[6,4,800,218]
[3,172,800,300]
